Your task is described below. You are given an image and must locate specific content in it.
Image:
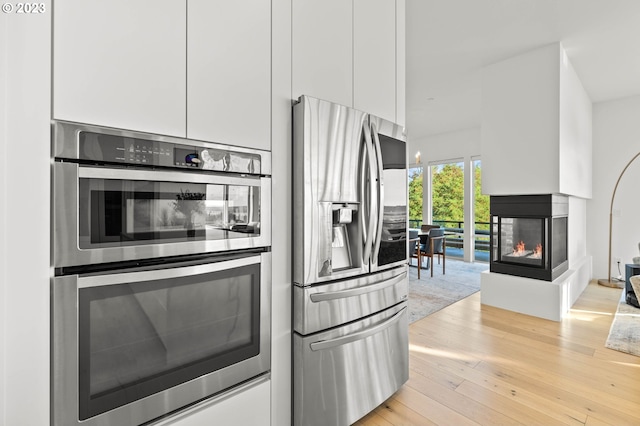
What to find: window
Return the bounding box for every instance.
[473,159,490,261]
[408,166,423,228]
[430,161,464,257]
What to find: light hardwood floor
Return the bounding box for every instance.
[356,281,640,425]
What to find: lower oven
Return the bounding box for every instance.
[51,251,271,426]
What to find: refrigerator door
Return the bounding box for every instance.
[293,302,409,426]
[369,115,408,273]
[293,95,373,286]
[293,265,407,335]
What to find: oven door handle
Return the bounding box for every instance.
[309,272,406,302]
[309,307,406,351]
[78,165,259,186]
[78,255,261,288]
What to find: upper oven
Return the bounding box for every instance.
[52,121,271,269]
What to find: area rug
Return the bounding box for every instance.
[407,259,488,323]
[605,292,640,357]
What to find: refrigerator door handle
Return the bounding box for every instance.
[360,128,368,250]
[309,307,406,351]
[362,121,376,264]
[309,272,406,302]
[370,122,385,262]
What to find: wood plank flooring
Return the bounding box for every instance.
[355,281,640,426]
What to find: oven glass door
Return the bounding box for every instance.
[78,170,262,248]
[52,253,270,425]
[53,163,271,267]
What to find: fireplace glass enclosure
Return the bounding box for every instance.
[490,194,568,281]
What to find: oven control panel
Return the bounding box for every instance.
[77,131,261,174]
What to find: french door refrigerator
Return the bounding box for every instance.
[293,95,409,426]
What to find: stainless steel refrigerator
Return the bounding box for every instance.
[293,95,409,426]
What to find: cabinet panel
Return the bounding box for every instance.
[188,0,271,151]
[292,0,353,107]
[53,0,186,137]
[354,0,396,122]
[157,378,270,426]
[396,0,406,127]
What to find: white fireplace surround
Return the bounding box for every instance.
[480,43,592,320]
[481,257,591,321]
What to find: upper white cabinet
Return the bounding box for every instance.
[188,0,271,151]
[292,0,403,124]
[354,0,396,122]
[53,0,186,137]
[292,0,353,107]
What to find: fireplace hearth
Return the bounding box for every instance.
[490,194,568,281]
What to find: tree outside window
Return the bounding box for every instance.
[408,167,423,227]
[431,162,464,227]
[474,160,490,231]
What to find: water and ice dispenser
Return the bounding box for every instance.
[317,202,361,277]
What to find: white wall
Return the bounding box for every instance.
[409,126,481,166]
[589,95,640,280]
[481,43,561,196]
[1,4,51,424]
[481,43,592,199]
[569,196,588,265]
[559,49,592,199]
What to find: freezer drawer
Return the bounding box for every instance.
[293,266,407,335]
[293,303,408,426]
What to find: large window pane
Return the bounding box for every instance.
[408,166,423,229]
[431,161,464,257]
[473,159,490,261]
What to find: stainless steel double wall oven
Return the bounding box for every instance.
[51,121,271,425]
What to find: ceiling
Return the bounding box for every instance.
[406,0,640,140]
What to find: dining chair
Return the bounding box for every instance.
[420,223,441,233]
[408,228,422,279]
[420,227,446,277]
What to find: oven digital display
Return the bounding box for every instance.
[79,132,175,167]
[174,148,201,168]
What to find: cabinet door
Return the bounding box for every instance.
[157,378,270,426]
[53,0,186,137]
[292,0,353,107]
[188,0,271,151]
[396,0,406,127]
[354,0,397,122]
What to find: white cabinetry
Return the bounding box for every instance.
[157,378,270,426]
[292,0,353,107]
[54,1,271,150]
[188,0,271,151]
[354,0,396,122]
[292,0,403,124]
[53,0,186,137]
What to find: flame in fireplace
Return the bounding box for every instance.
[532,243,543,259]
[512,241,543,259]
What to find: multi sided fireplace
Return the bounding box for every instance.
[490,194,568,281]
